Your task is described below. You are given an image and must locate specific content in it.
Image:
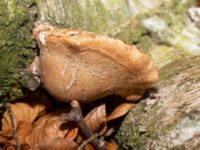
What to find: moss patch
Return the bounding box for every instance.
[115,56,200,149]
[36,0,138,44]
[130,0,198,68]
[0,0,36,104]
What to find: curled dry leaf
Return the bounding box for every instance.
[64,127,79,141]
[10,122,33,145]
[3,145,16,150]
[0,92,51,148]
[82,142,117,150]
[1,92,51,133]
[30,137,78,150]
[82,144,95,150]
[25,108,78,146]
[32,22,158,103]
[84,104,106,133]
[106,142,118,150]
[106,102,134,121]
[84,102,133,133]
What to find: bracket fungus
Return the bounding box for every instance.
[32,22,158,103]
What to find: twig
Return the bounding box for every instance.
[60,100,105,150]
[78,133,101,150]
[6,103,21,150]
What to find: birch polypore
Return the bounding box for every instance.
[32,22,158,102]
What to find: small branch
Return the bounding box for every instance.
[6,103,21,150]
[60,100,105,150]
[78,133,102,150]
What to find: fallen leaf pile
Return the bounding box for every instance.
[0,92,133,150]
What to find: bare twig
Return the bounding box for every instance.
[78,133,100,150]
[6,103,21,150]
[60,100,105,150]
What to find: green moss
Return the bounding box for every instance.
[0,0,36,101]
[116,56,200,149]
[36,0,136,44]
[115,102,158,149]
[141,1,186,43]
[115,98,177,149]
[129,0,197,68]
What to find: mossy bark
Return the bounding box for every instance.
[35,0,173,44]
[0,0,36,105]
[115,57,200,150]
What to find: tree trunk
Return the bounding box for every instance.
[116,57,200,149]
[0,0,36,106]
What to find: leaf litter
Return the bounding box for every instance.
[0,92,133,150]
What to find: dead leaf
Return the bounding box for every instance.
[106,142,118,150]
[83,144,95,150]
[84,102,133,133]
[82,142,117,150]
[106,102,134,121]
[15,122,33,145]
[1,92,51,133]
[0,121,33,146]
[3,145,16,150]
[64,127,79,141]
[25,107,77,146]
[84,104,106,133]
[30,137,78,150]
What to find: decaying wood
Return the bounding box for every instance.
[32,21,158,103]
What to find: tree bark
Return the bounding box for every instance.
[116,57,200,149]
[0,0,36,104]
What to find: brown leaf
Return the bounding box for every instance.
[106,142,118,150]
[0,132,11,144]
[2,144,29,150]
[1,92,51,133]
[82,142,117,150]
[30,137,78,150]
[64,127,78,141]
[83,144,95,150]
[0,121,33,146]
[84,102,133,133]
[4,145,16,150]
[84,104,106,133]
[15,122,33,145]
[106,103,134,122]
[25,108,77,146]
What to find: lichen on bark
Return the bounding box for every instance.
[115,57,200,150]
[35,0,136,43]
[0,0,36,103]
[131,0,199,68]
[35,0,173,44]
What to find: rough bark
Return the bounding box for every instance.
[35,0,170,44]
[0,0,37,107]
[115,57,200,149]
